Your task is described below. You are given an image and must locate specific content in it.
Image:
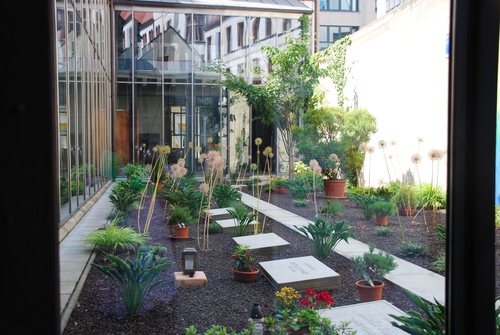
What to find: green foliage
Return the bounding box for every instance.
[227,202,257,236]
[91,245,172,316]
[212,183,242,208]
[271,177,289,188]
[83,219,150,253]
[391,184,419,208]
[375,226,393,236]
[122,163,149,180]
[389,290,445,335]
[245,177,260,192]
[320,200,344,216]
[109,181,140,213]
[434,225,446,241]
[495,205,500,228]
[231,245,254,272]
[430,253,446,274]
[295,216,354,260]
[350,244,398,284]
[293,199,308,207]
[369,201,397,216]
[286,176,311,200]
[179,170,198,189]
[350,194,382,220]
[399,242,427,258]
[208,222,223,234]
[168,205,198,226]
[417,183,446,210]
[186,188,209,218]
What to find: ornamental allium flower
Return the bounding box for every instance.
[367,145,375,154]
[152,146,158,152]
[160,145,171,155]
[329,153,339,162]
[428,149,444,161]
[212,155,226,170]
[207,150,220,164]
[390,140,397,146]
[417,137,424,143]
[177,158,185,168]
[198,153,207,164]
[255,137,262,146]
[411,153,422,164]
[263,146,272,156]
[378,140,387,149]
[196,146,202,152]
[188,142,193,149]
[199,182,209,194]
[269,153,274,159]
[359,143,368,152]
[251,163,258,171]
[207,137,213,143]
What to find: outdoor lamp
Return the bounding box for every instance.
[250,302,264,335]
[181,247,197,277]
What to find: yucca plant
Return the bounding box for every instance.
[91,245,172,315]
[295,216,354,260]
[83,219,150,253]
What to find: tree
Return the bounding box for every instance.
[205,15,321,179]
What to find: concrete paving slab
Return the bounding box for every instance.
[260,256,341,290]
[216,218,258,233]
[206,207,235,220]
[321,300,408,335]
[233,233,290,254]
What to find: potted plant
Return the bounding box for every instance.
[369,201,397,225]
[271,177,288,194]
[321,153,347,198]
[168,205,197,239]
[350,244,398,302]
[391,184,419,216]
[230,245,259,283]
[227,202,258,236]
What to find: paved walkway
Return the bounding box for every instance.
[59,184,445,334]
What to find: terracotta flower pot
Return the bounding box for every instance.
[375,214,388,226]
[232,266,259,283]
[398,207,415,216]
[323,179,347,198]
[355,279,385,302]
[273,187,286,194]
[170,226,190,239]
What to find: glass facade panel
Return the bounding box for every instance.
[321,0,358,11]
[56,0,112,224]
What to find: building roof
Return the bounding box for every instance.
[114,0,313,14]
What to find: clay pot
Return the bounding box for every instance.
[323,179,347,198]
[232,266,259,283]
[355,279,385,302]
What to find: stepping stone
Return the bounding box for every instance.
[233,233,290,254]
[259,256,341,291]
[205,207,234,220]
[216,218,259,233]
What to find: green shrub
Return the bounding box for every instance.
[430,253,445,274]
[350,194,381,220]
[417,183,446,210]
[83,219,150,253]
[208,222,223,234]
[212,183,242,208]
[375,226,393,236]
[399,242,427,258]
[295,216,354,260]
[109,181,140,213]
[369,201,397,216]
[320,200,344,216]
[286,177,310,200]
[227,202,257,236]
[293,199,308,207]
[168,205,198,226]
[91,244,172,316]
[122,163,149,180]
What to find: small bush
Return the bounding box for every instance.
[400,242,427,258]
[375,226,393,236]
[430,253,446,274]
[293,199,308,207]
[208,222,223,234]
[320,200,344,216]
[83,219,150,253]
[211,183,242,208]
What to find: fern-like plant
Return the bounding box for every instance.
[227,202,257,236]
[108,181,140,213]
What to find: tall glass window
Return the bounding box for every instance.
[321,0,359,11]
[319,25,358,50]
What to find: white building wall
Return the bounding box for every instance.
[337,0,450,187]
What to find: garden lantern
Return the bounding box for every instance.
[181,247,198,277]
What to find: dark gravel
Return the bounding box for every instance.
[62,186,498,335]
